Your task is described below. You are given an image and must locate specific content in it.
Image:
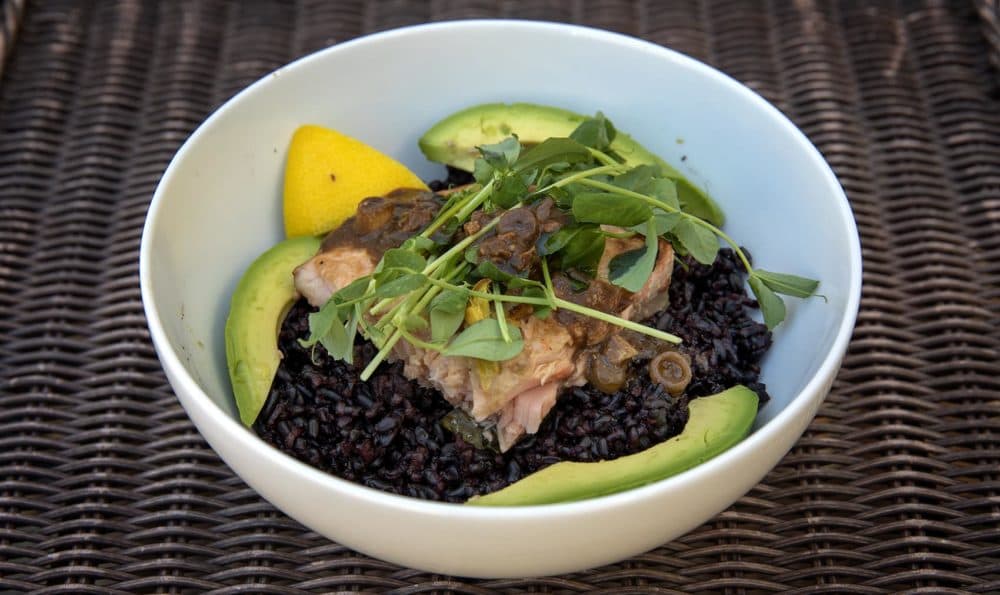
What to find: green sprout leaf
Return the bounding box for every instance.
[572,192,652,227]
[473,158,494,185]
[463,244,482,267]
[609,218,659,293]
[333,276,372,303]
[400,235,436,253]
[539,225,581,256]
[569,112,616,151]
[429,216,462,246]
[491,170,530,209]
[646,178,680,209]
[612,164,657,191]
[429,289,468,343]
[402,313,428,332]
[637,210,681,236]
[521,286,553,318]
[478,136,521,170]
[753,269,820,298]
[318,318,351,361]
[558,225,605,276]
[672,218,719,265]
[749,275,786,330]
[300,300,353,362]
[514,137,591,173]
[674,178,724,226]
[611,166,679,210]
[382,248,426,273]
[374,273,427,298]
[299,300,340,349]
[473,260,513,283]
[443,318,524,361]
[472,260,543,289]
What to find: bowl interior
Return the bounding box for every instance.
[144,21,858,454]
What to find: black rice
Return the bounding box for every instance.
[426,166,475,192]
[652,249,772,401]
[254,248,770,502]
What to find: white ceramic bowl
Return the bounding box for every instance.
[140,20,861,578]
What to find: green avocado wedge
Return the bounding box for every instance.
[225,235,321,426]
[418,102,725,225]
[468,386,758,506]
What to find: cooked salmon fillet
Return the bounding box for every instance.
[292,196,675,451]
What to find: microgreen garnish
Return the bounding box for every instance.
[609,218,659,293]
[429,289,467,343]
[302,114,820,378]
[444,319,524,360]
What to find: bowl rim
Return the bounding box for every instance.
[140,19,862,518]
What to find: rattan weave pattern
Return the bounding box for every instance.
[0,0,23,79]
[0,1,998,592]
[977,0,1000,70]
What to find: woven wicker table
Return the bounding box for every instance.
[2,1,998,592]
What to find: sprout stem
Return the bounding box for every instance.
[577,178,754,274]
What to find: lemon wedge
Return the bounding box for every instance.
[283,124,428,238]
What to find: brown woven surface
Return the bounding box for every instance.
[978,0,1000,70]
[1,0,999,592]
[0,0,23,78]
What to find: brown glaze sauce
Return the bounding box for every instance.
[319,188,442,258]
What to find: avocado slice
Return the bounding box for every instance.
[418,102,724,225]
[225,235,321,426]
[468,385,758,506]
